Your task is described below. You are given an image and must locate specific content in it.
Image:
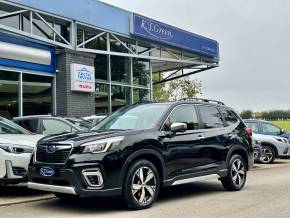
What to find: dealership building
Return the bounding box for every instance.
[0,0,219,119]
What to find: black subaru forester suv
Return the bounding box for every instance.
[28,98,253,210]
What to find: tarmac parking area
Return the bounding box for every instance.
[1,159,290,218]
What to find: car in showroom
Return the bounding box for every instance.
[13,115,93,135]
[244,120,289,163]
[0,116,44,185]
[28,99,254,210]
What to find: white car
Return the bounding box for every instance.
[253,133,289,164]
[0,116,44,185]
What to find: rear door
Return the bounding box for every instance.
[195,105,229,166]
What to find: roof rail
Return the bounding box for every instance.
[179,97,225,105]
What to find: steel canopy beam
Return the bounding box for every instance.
[153,67,216,85]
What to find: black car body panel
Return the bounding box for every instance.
[28,101,254,198]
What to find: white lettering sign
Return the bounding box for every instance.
[71,64,95,93]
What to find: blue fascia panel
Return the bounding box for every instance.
[131,14,220,59]
[7,0,131,36]
[7,0,219,59]
[0,33,56,73]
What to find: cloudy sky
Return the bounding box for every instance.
[101,0,290,112]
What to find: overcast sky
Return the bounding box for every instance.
[101,0,290,112]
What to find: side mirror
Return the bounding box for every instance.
[170,123,187,133]
[280,129,285,135]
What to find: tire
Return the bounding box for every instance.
[259,145,275,164]
[123,159,160,210]
[221,154,247,191]
[54,193,79,201]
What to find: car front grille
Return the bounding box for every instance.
[36,144,72,164]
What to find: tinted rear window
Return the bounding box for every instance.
[198,105,224,129]
[219,108,239,126]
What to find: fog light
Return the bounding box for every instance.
[82,168,104,189]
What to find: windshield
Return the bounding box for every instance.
[92,104,169,131]
[65,118,94,131]
[0,117,31,134]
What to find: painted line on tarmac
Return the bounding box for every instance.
[0,195,55,207]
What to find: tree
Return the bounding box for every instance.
[168,78,202,101]
[152,74,170,102]
[240,110,253,119]
[153,75,202,102]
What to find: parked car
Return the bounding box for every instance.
[244,119,290,142]
[253,140,262,162]
[83,115,107,125]
[0,116,44,185]
[245,120,289,163]
[13,115,93,135]
[28,98,253,210]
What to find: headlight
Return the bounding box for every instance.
[81,136,124,154]
[0,143,34,154]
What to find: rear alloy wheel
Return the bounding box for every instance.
[123,160,160,210]
[221,154,247,191]
[259,145,275,164]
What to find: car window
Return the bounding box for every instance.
[245,122,259,133]
[197,105,224,129]
[261,123,281,135]
[219,108,239,126]
[164,105,198,131]
[17,119,39,133]
[0,117,31,134]
[41,119,72,135]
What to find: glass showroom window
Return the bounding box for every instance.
[95,83,109,115]
[133,59,150,87]
[133,89,150,103]
[111,85,131,112]
[95,54,108,81]
[23,74,52,116]
[111,56,131,84]
[84,29,107,51]
[0,70,19,119]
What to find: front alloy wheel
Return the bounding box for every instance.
[123,160,160,210]
[259,145,275,164]
[132,167,156,204]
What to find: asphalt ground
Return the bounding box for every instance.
[1,159,290,218]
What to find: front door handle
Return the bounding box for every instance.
[198,135,205,141]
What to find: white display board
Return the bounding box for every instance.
[71,63,95,93]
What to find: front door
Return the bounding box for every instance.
[162,104,209,178]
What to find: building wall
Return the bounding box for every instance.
[56,49,96,117]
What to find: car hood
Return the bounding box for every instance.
[0,134,44,147]
[38,129,143,146]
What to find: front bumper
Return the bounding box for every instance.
[28,163,122,197]
[0,149,31,184]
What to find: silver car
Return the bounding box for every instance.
[252,133,289,164]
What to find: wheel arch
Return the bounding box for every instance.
[120,148,166,187]
[227,146,249,170]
